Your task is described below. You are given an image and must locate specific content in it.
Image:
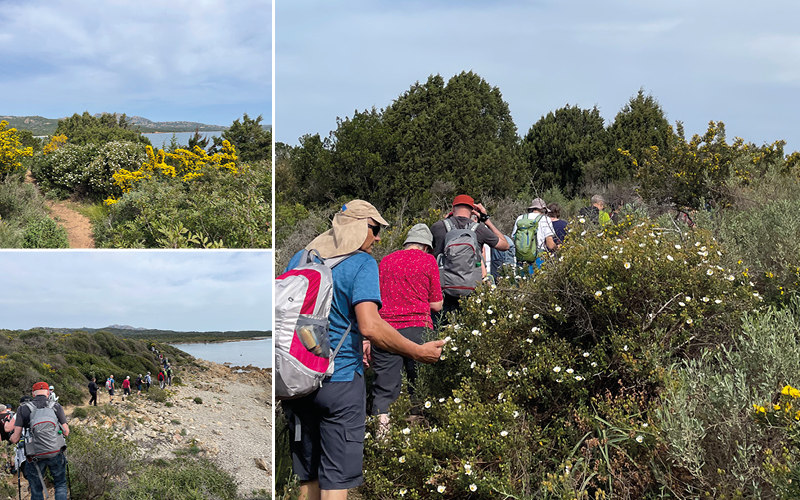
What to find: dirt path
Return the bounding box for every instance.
[24,170,95,249]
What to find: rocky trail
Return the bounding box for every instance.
[24,170,95,248]
[3,360,273,499]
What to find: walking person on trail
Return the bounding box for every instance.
[166,366,173,386]
[47,386,58,403]
[512,198,557,274]
[368,224,443,437]
[122,376,131,401]
[145,372,151,392]
[158,370,165,389]
[10,382,70,500]
[88,378,98,406]
[106,375,115,403]
[281,200,445,500]
[136,374,143,395]
[430,194,509,323]
[578,194,611,226]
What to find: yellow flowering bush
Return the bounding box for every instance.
[0,120,34,176]
[104,141,238,205]
[43,134,68,155]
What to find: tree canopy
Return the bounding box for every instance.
[54,112,151,147]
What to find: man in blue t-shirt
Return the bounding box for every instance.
[283,200,445,500]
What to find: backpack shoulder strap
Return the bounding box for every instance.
[467,221,479,232]
[443,218,454,233]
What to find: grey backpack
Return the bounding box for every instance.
[23,401,66,461]
[438,218,482,297]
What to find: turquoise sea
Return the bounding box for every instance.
[170,338,272,369]
[142,131,225,150]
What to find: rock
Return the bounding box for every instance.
[255,458,269,472]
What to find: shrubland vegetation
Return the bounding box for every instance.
[0,112,271,248]
[276,71,800,498]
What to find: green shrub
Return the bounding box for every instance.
[193,397,203,405]
[147,387,169,403]
[72,406,89,419]
[117,458,238,500]
[21,216,68,248]
[67,426,138,500]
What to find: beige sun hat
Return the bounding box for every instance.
[306,200,389,258]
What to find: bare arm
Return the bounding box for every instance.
[355,302,444,363]
[61,423,69,438]
[9,426,21,444]
[429,300,443,312]
[474,203,509,251]
[545,235,557,251]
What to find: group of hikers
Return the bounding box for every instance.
[0,347,175,500]
[277,194,614,500]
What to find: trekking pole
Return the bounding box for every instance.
[18,466,21,500]
[65,454,72,500]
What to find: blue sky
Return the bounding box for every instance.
[0,251,273,332]
[0,0,271,127]
[276,1,800,152]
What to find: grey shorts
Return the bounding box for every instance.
[283,372,366,490]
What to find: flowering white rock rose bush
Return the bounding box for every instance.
[362,214,758,499]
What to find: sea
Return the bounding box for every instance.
[142,131,225,150]
[170,338,272,369]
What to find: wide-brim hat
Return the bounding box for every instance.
[528,198,547,210]
[404,223,434,248]
[306,200,388,259]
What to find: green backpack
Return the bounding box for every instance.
[514,214,543,263]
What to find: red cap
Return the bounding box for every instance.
[452,194,475,209]
[32,382,49,392]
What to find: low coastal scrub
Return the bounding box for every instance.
[0,174,67,248]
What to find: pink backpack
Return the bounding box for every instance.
[275,250,354,400]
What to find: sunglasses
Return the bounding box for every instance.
[367,224,381,237]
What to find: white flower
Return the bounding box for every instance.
[566,368,574,374]
[579,217,586,223]
[465,349,471,357]
[526,338,533,343]
[490,319,496,324]
[402,428,411,435]
[583,352,590,357]
[553,366,561,373]
[533,314,540,319]
[469,484,477,492]
[702,297,710,302]
[486,367,491,374]
[623,345,628,351]
[437,485,445,493]
[555,306,562,312]
[471,329,480,336]
[642,423,649,428]
[636,435,644,443]
[399,455,406,463]
[531,326,540,332]
[451,346,458,351]
[454,398,461,404]
[400,488,407,496]
[440,355,446,360]
[591,362,597,367]
[602,255,609,259]
[513,411,520,418]
[639,243,646,248]
[464,463,472,472]
[595,291,603,297]
[575,375,583,381]
[557,378,563,383]
[685,296,692,301]
[581,230,587,236]
[500,430,508,437]
[425,401,432,409]
[727,275,735,281]
[470,361,476,369]
[666,255,674,261]
[606,286,612,290]
[624,262,631,269]
[679,302,686,307]
[686,318,693,325]
[498,393,504,400]
[365,432,371,439]
[507,370,513,377]
[487,309,493,315]
[439,398,445,403]
[475,298,481,303]
[707,269,713,276]
[715,299,722,304]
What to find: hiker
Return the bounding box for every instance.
[282,200,445,500]
[368,224,443,436]
[47,386,58,403]
[579,194,611,226]
[145,372,152,391]
[512,198,557,274]
[88,378,98,406]
[122,376,131,400]
[136,374,143,395]
[158,370,165,389]
[10,382,69,500]
[547,203,568,247]
[166,366,173,386]
[0,405,14,443]
[430,194,509,323]
[490,234,516,280]
[106,375,115,403]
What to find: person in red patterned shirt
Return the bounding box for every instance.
[367,224,443,435]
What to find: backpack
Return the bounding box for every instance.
[437,218,482,297]
[514,214,543,263]
[275,249,356,400]
[22,401,66,461]
[158,372,164,381]
[105,379,112,390]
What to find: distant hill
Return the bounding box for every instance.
[33,326,271,343]
[0,114,263,136]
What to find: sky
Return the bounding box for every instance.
[276,0,800,153]
[0,251,273,332]
[0,0,272,127]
